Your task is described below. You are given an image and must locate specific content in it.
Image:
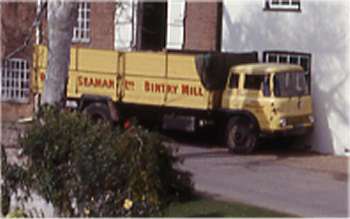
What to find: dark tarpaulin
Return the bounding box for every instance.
[195,52,258,91]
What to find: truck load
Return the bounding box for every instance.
[32,45,314,154]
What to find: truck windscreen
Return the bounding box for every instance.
[274,72,309,97]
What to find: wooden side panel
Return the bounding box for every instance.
[120,75,212,109]
[77,48,118,73]
[123,52,166,77]
[167,53,200,80]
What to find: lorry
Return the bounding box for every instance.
[32,45,314,154]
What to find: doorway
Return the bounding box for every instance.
[137,2,167,51]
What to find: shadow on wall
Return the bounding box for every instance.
[222,1,350,154]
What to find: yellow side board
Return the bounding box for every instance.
[32,45,216,110]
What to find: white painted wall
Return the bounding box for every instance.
[222,0,350,155]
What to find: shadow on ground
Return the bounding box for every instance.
[161,129,317,158]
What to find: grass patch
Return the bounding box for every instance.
[162,196,296,217]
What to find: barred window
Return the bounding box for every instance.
[1,58,30,103]
[73,2,90,43]
[264,0,301,11]
[263,51,311,92]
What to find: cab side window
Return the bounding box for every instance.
[228,74,239,89]
[244,75,265,90]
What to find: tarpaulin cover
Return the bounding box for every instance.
[195,52,258,90]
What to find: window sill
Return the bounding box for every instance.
[72,39,91,44]
[263,7,302,13]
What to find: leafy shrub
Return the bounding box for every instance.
[1,145,30,216]
[7,107,193,217]
[5,208,28,218]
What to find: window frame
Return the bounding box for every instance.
[264,0,301,12]
[72,1,91,43]
[1,58,30,103]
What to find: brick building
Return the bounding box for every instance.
[1,1,221,122]
[1,2,36,121]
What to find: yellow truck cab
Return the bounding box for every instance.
[32,45,313,154]
[221,63,313,153]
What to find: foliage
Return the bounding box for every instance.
[1,146,29,216]
[6,107,193,217]
[5,208,28,218]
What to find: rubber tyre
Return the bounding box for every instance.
[83,102,112,123]
[226,116,258,154]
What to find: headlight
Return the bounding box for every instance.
[279,118,287,128]
[308,115,315,123]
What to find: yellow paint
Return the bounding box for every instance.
[32,45,215,109]
[222,64,313,132]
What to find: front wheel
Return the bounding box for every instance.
[226,116,258,154]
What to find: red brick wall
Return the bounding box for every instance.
[0,2,36,59]
[42,2,115,50]
[1,102,33,122]
[88,2,115,50]
[1,3,36,122]
[184,2,221,51]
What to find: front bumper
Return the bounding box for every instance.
[262,124,313,137]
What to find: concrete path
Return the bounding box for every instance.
[175,144,349,217]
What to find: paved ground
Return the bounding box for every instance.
[2,124,349,217]
[171,138,349,217]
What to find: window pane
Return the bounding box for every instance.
[281,0,290,5]
[73,2,90,42]
[300,57,309,71]
[279,56,288,63]
[267,0,300,10]
[1,58,29,102]
[244,75,265,90]
[267,54,277,62]
[291,0,300,5]
[290,56,298,64]
[229,74,239,89]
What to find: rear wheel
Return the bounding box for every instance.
[83,102,112,123]
[226,116,258,154]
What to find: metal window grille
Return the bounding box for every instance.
[1,58,30,103]
[264,51,311,92]
[265,53,310,73]
[266,0,301,10]
[72,2,90,43]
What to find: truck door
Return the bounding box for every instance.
[222,73,240,108]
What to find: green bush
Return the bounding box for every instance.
[7,107,193,217]
[1,146,29,216]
